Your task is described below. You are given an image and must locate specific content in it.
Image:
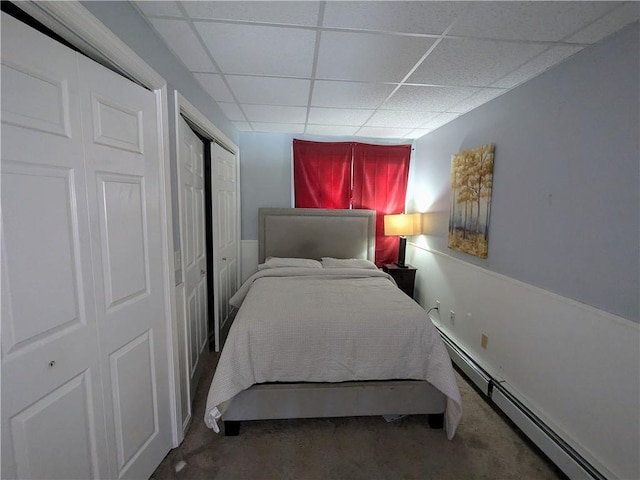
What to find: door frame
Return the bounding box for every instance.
[174,92,240,354]
[15,0,182,447]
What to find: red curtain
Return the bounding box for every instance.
[293,139,352,209]
[352,143,412,266]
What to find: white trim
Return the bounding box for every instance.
[409,241,639,331]
[175,92,241,355]
[16,0,182,448]
[176,93,237,155]
[16,1,164,90]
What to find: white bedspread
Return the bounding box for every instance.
[204,267,462,439]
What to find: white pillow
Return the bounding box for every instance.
[321,257,378,270]
[258,257,322,270]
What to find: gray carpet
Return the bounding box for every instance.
[152,351,565,480]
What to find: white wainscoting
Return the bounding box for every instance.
[241,240,259,284]
[407,241,639,480]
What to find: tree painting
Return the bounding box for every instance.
[448,144,495,258]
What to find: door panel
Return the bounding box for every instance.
[10,373,99,480]
[1,12,108,479]
[177,116,207,425]
[211,143,239,351]
[78,54,172,479]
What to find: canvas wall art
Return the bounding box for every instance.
[448,144,495,258]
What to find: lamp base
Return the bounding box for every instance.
[397,236,407,268]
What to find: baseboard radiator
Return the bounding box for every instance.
[437,328,606,480]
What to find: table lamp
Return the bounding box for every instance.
[384,213,421,268]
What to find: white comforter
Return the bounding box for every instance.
[204,267,462,438]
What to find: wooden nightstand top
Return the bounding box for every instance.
[382,263,416,271]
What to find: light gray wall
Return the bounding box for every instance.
[240,133,294,240]
[407,22,639,322]
[239,133,414,239]
[82,1,239,283]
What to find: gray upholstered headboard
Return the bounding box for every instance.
[258,208,376,263]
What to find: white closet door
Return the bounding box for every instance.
[211,142,239,351]
[78,55,172,479]
[1,12,173,480]
[1,13,108,479]
[177,116,207,426]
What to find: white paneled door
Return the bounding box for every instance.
[177,116,208,425]
[211,143,239,351]
[1,13,172,479]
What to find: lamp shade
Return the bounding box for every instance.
[384,213,421,236]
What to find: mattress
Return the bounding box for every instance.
[204,267,462,438]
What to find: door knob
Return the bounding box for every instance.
[200,269,206,276]
[222,257,227,261]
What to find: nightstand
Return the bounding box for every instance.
[382,263,417,299]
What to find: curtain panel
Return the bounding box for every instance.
[352,143,412,266]
[293,139,352,209]
[293,139,411,266]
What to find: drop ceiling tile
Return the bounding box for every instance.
[226,76,310,106]
[194,22,316,76]
[492,45,584,89]
[366,110,438,128]
[233,121,253,131]
[316,31,435,83]
[383,85,478,112]
[183,1,320,26]
[404,129,431,139]
[565,2,639,44]
[306,125,360,136]
[193,73,234,102]
[150,19,217,72]
[216,102,246,121]
[448,88,508,114]
[135,1,184,18]
[449,2,617,42]
[242,105,307,124]
[420,113,460,131]
[251,122,305,134]
[322,1,466,35]
[311,81,396,109]
[308,107,374,126]
[409,37,547,87]
[356,126,414,138]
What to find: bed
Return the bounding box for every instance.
[204,208,462,438]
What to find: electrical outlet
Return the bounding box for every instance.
[436,300,441,310]
[449,310,455,324]
[481,333,488,349]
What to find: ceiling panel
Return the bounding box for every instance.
[308,107,374,126]
[565,2,639,43]
[366,110,438,129]
[226,76,310,106]
[136,1,184,18]
[216,102,246,122]
[311,81,396,109]
[322,1,466,35]
[149,18,217,72]
[408,37,548,87]
[134,1,637,140]
[449,2,619,42]
[316,31,436,83]
[194,22,317,76]
[242,104,307,124]
[193,73,234,102]
[183,1,320,26]
[383,85,479,112]
[491,45,585,89]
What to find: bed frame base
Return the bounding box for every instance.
[222,380,446,436]
[224,413,444,436]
